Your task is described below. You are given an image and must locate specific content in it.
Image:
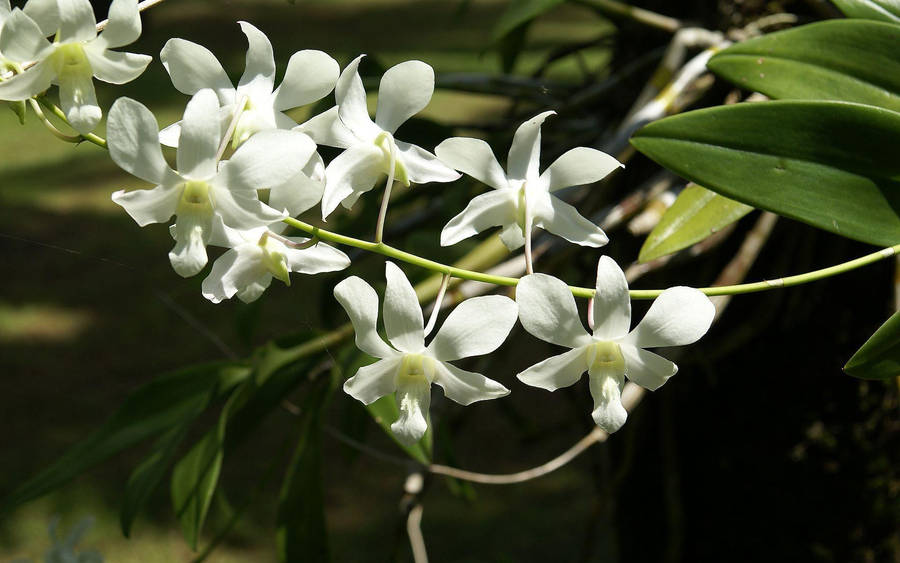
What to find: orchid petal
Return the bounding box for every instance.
[58,66,101,134]
[177,89,220,179]
[320,143,384,218]
[392,374,431,445]
[211,180,285,230]
[107,97,174,185]
[284,240,350,274]
[344,357,401,405]
[268,153,325,218]
[499,223,525,250]
[395,141,461,185]
[0,9,51,62]
[111,183,178,226]
[295,106,358,149]
[334,276,395,359]
[58,0,96,43]
[427,295,517,361]
[620,344,676,391]
[623,286,715,348]
[592,255,631,340]
[236,21,275,101]
[440,189,516,247]
[538,146,622,192]
[507,110,554,182]
[534,194,608,247]
[589,371,627,433]
[23,0,58,37]
[384,262,425,353]
[335,55,378,139]
[374,60,433,134]
[160,38,234,105]
[435,137,509,191]
[0,58,53,100]
[85,47,150,84]
[517,346,587,391]
[433,361,509,405]
[516,273,591,349]
[201,244,265,304]
[169,213,211,277]
[273,49,338,111]
[96,0,141,49]
[224,129,315,191]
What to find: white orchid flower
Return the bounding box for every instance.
[108,89,317,278]
[335,262,517,445]
[516,256,715,433]
[435,112,622,250]
[201,228,350,304]
[298,55,460,219]
[0,0,151,134]
[159,21,338,149]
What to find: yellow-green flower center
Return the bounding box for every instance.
[395,353,436,386]
[51,43,90,80]
[257,232,291,285]
[585,341,625,377]
[375,131,410,187]
[176,180,214,216]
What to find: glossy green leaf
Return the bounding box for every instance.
[276,375,335,563]
[492,0,565,40]
[171,394,235,551]
[708,20,900,112]
[832,0,900,23]
[630,101,900,247]
[1,362,248,514]
[120,422,192,537]
[845,310,900,379]
[638,184,753,262]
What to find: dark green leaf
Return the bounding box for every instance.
[708,20,900,111]
[630,101,900,246]
[276,375,336,563]
[497,22,530,73]
[492,0,565,40]
[832,0,900,23]
[845,309,900,379]
[639,184,753,262]
[120,422,193,537]
[171,394,236,551]
[1,362,248,513]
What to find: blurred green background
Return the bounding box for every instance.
[0,0,897,561]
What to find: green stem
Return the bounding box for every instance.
[284,217,899,300]
[574,0,682,33]
[36,97,107,148]
[28,98,82,143]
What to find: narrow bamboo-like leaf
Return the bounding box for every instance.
[630,101,900,247]
[844,310,900,379]
[120,420,193,537]
[1,362,248,513]
[276,376,335,563]
[832,0,900,23]
[492,0,565,39]
[708,20,900,112]
[638,184,753,262]
[171,395,236,551]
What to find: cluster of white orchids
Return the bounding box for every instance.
[0,0,717,440]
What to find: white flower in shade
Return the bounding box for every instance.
[159,21,338,149]
[0,0,151,134]
[516,256,715,433]
[335,262,517,445]
[201,228,350,304]
[108,88,317,277]
[297,55,460,219]
[435,112,622,250]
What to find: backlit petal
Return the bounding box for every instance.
[0,9,51,63]
[384,262,425,353]
[273,49,338,111]
[433,361,509,405]
[0,59,54,100]
[623,286,715,348]
[427,295,517,361]
[177,89,220,179]
[391,374,431,445]
[395,141,460,185]
[344,357,401,405]
[335,54,379,139]
[320,143,384,218]
[57,67,101,134]
[284,240,350,274]
[85,47,150,84]
[538,146,622,192]
[111,183,178,226]
[534,194,608,247]
[334,275,395,359]
[589,371,627,432]
[440,189,516,247]
[516,273,591,349]
[592,255,631,340]
[507,110,554,182]
[620,344,676,391]
[517,346,587,391]
[96,0,141,49]
[435,137,509,190]
[160,38,235,104]
[236,21,275,101]
[375,60,433,134]
[201,244,265,304]
[295,106,358,149]
[58,0,96,43]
